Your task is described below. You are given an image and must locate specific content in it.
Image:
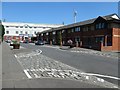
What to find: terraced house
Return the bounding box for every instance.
[38,13,120,52]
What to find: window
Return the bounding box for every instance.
[68,30,71,33]
[83,27,89,32]
[46,38,48,42]
[46,33,48,35]
[75,27,80,32]
[95,37,104,43]
[96,24,99,29]
[75,36,80,42]
[88,26,91,30]
[34,31,36,34]
[71,28,74,32]
[6,26,9,28]
[96,23,105,29]
[20,26,23,28]
[20,31,23,34]
[62,30,65,33]
[6,31,9,34]
[41,33,43,36]
[16,26,19,28]
[43,27,46,29]
[16,31,19,34]
[101,23,105,29]
[99,23,101,29]
[53,32,56,35]
[25,31,28,34]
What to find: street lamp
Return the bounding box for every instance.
[74,9,77,23]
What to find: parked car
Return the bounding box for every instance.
[35,40,44,45]
[23,39,29,43]
[5,40,11,43]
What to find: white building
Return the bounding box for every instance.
[2,22,63,42]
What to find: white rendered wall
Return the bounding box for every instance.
[2,22,63,37]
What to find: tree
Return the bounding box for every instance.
[0,22,5,42]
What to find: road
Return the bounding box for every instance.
[21,43,119,86]
[3,42,116,88]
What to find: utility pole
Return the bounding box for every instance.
[74,9,77,23]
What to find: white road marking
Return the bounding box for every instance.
[81,72,120,80]
[85,76,89,80]
[14,54,17,58]
[39,50,42,54]
[24,70,32,79]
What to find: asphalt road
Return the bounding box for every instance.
[20,43,119,86]
[3,42,111,88]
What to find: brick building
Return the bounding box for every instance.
[38,13,120,52]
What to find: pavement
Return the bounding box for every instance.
[70,47,119,59]
[0,43,2,90]
[58,45,119,59]
[2,42,119,88]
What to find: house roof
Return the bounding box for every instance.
[40,13,120,34]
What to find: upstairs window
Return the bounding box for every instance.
[20,26,23,28]
[101,23,105,29]
[96,23,105,29]
[83,26,89,32]
[16,26,19,28]
[98,23,102,29]
[96,24,99,29]
[6,26,9,28]
[16,31,19,34]
[43,27,46,29]
[6,31,9,34]
[75,27,80,32]
[68,29,71,33]
[71,28,74,32]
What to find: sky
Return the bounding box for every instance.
[2,2,118,25]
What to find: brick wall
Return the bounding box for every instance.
[112,28,120,51]
[101,28,120,52]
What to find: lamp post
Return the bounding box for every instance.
[74,10,77,23]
